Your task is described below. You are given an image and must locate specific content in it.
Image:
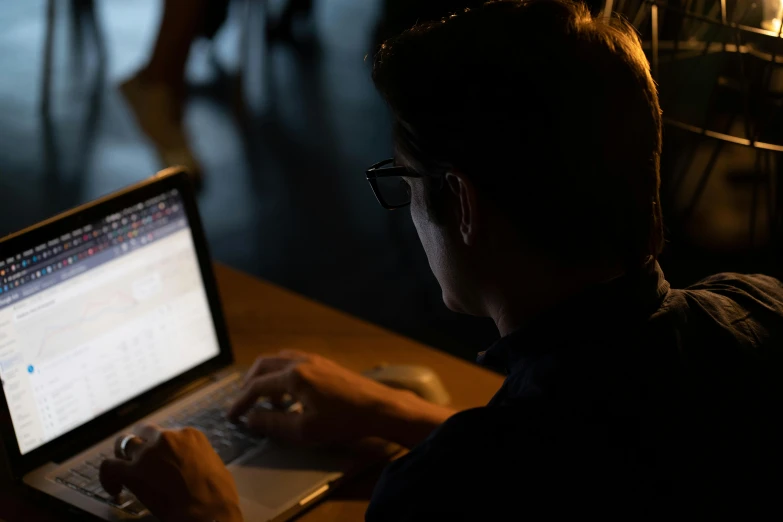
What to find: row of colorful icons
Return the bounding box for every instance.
[0,230,100,275]
[0,201,179,277]
[0,227,162,293]
[0,200,181,299]
[0,209,175,280]
[0,245,110,293]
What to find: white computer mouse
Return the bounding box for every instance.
[363,364,451,406]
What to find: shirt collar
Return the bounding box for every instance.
[477,259,670,375]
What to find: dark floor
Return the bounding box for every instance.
[0,1,780,363]
[0,0,498,362]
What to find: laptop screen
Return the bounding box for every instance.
[0,188,221,455]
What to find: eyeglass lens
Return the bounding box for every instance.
[375,176,411,207]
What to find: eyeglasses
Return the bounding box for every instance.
[365,158,421,210]
[366,158,447,209]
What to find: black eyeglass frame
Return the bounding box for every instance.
[366,158,444,210]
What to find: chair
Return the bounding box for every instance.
[611,0,782,254]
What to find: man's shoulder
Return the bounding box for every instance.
[675,272,783,307]
[657,271,783,332]
[686,272,783,297]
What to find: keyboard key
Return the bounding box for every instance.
[73,464,98,479]
[57,473,86,489]
[69,468,89,480]
[55,471,74,482]
[55,478,73,490]
[92,487,114,502]
[110,490,135,509]
[95,452,111,463]
[63,473,90,489]
[84,480,103,493]
[86,456,104,469]
[216,445,247,464]
[123,500,149,516]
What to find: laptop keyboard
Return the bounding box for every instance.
[55,452,148,516]
[160,379,260,463]
[54,379,259,517]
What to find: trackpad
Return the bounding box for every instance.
[230,440,348,510]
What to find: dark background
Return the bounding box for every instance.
[0,0,780,362]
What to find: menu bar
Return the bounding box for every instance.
[0,190,185,306]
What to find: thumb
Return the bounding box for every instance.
[246,409,304,443]
[99,458,135,496]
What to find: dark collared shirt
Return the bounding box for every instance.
[366,263,783,520]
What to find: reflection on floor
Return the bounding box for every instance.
[0,0,498,362]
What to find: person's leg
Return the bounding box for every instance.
[121,0,209,186]
[135,0,207,110]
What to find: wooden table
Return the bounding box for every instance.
[0,264,504,522]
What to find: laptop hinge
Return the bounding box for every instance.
[165,375,215,406]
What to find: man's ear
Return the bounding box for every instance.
[445,172,479,247]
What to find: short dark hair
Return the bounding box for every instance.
[372,0,664,266]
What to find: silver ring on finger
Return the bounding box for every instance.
[118,434,138,460]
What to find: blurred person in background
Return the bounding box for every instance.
[102,1,783,520]
[120,0,230,186]
[121,0,312,187]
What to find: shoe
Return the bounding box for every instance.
[119,74,204,188]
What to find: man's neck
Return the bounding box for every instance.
[488,262,626,337]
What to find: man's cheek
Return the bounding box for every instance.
[409,196,424,235]
[410,202,434,256]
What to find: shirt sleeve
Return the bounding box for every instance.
[364,405,572,522]
[364,402,654,521]
[365,408,497,522]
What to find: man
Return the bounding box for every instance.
[99,1,783,520]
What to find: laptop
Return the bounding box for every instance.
[0,167,378,521]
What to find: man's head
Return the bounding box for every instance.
[372,0,663,322]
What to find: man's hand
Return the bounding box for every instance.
[99,425,243,522]
[228,350,456,447]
